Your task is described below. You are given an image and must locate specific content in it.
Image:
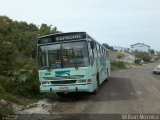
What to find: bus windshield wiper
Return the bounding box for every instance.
[47,65,51,71]
[73,51,78,69]
[47,64,55,71]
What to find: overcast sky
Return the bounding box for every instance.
[0,0,160,50]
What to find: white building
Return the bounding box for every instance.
[130,43,151,53]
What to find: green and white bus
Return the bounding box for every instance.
[35,32,111,95]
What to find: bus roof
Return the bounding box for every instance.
[38,32,86,39]
[38,32,109,51]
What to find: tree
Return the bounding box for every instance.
[102,43,113,50]
[0,16,12,36]
[0,41,15,74]
[38,24,60,36]
[134,51,151,62]
[0,15,61,74]
[0,15,63,101]
[150,49,155,55]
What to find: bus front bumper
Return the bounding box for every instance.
[40,84,93,93]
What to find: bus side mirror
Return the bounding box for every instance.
[32,46,36,58]
[90,41,95,49]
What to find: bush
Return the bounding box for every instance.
[12,61,40,97]
[0,41,15,75]
[0,61,40,98]
[0,104,14,114]
[135,52,151,62]
[0,85,6,94]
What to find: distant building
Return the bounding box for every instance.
[130,43,151,53]
[113,46,129,52]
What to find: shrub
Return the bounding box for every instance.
[0,104,14,114]
[0,41,15,75]
[12,61,40,97]
[0,85,6,94]
[0,61,40,98]
[135,52,151,62]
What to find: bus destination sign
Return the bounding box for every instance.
[55,33,83,41]
[38,32,86,44]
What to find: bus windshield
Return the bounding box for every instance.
[38,41,89,69]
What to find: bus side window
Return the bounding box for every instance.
[93,43,97,58]
[102,48,104,59]
[96,43,99,57]
[99,46,102,58]
[89,41,97,58]
[89,42,93,58]
[100,45,102,58]
[103,49,106,59]
[106,51,109,60]
[104,50,106,59]
[102,48,105,59]
[105,51,107,60]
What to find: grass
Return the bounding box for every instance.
[111,61,127,71]
[0,75,49,114]
[0,105,15,114]
[0,78,26,105]
[2,94,24,105]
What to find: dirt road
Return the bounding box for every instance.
[19,63,160,120]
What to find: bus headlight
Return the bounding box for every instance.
[77,79,86,83]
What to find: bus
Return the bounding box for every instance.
[33,32,111,95]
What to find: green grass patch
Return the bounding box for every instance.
[111,61,126,71]
[0,105,15,114]
[3,94,25,105]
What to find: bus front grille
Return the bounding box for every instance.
[50,80,77,84]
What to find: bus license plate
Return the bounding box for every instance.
[59,87,68,91]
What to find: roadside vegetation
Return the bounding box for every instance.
[134,51,151,63]
[0,16,61,114]
[111,61,126,71]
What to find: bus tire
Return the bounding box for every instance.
[93,74,99,95]
[105,78,108,82]
[105,69,109,82]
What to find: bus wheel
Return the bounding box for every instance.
[105,69,109,82]
[105,78,108,82]
[105,76,109,82]
[93,74,99,95]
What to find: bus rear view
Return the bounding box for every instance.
[36,32,111,95]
